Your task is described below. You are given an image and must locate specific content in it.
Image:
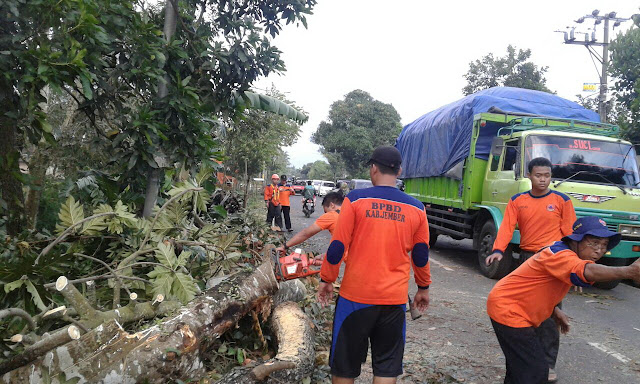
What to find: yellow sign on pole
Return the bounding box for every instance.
[583,83,598,92]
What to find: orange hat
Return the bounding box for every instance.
[271,174,280,179]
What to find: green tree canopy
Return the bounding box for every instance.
[462,45,551,95]
[610,17,640,143]
[312,90,402,177]
[300,160,333,181]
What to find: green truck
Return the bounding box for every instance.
[396,87,640,289]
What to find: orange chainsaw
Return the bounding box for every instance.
[273,247,323,281]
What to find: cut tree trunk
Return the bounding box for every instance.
[216,301,315,384]
[2,260,278,384]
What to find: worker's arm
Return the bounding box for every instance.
[411,210,431,312]
[264,186,271,203]
[319,199,354,284]
[486,198,518,265]
[584,258,640,283]
[560,199,577,236]
[277,224,323,252]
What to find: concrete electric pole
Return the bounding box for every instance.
[556,10,634,123]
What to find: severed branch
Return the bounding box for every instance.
[0,308,36,331]
[34,212,117,265]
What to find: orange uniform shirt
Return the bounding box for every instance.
[320,186,431,305]
[493,190,576,254]
[487,241,593,328]
[315,211,339,235]
[264,184,280,206]
[278,184,295,206]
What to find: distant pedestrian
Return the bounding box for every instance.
[278,175,295,232]
[264,174,283,230]
[486,157,576,382]
[317,146,431,384]
[487,216,640,384]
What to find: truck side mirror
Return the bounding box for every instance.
[491,137,504,157]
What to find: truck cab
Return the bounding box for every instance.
[477,118,640,286]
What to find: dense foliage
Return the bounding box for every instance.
[609,17,640,143]
[462,45,551,95]
[312,90,402,178]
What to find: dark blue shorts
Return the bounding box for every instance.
[330,296,406,378]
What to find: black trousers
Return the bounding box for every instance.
[520,250,560,369]
[491,319,548,384]
[266,203,283,229]
[281,205,291,230]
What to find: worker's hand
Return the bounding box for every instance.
[552,307,571,334]
[485,252,503,266]
[317,281,334,307]
[275,246,286,254]
[413,289,430,312]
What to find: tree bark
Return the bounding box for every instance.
[216,301,315,384]
[0,82,25,236]
[24,145,47,229]
[2,260,278,383]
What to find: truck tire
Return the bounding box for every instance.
[477,220,512,279]
[592,257,627,290]
[429,231,439,248]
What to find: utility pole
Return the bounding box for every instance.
[556,10,634,123]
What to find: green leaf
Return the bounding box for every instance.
[155,242,178,270]
[218,343,228,353]
[149,270,173,297]
[181,76,191,86]
[79,73,93,100]
[25,280,47,311]
[176,250,191,268]
[172,272,198,304]
[56,196,84,233]
[4,279,24,293]
[236,348,245,364]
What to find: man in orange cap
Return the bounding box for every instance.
[264,174,283,230]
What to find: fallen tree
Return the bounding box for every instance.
[216,301,315,384]
[2,260,280,383]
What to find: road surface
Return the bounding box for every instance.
[282,195,640,383]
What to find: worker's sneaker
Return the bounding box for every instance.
[548,368,558,383]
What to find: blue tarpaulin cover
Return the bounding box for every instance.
[395,87,600,179]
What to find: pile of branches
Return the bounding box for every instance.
[0,168,315,383]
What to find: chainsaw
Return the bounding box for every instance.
[272,247,323,281]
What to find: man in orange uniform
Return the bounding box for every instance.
[317,146,431,384]
[264,174,283,230]
[486,157,576,382]
[487,216,640,383]
[278,175,295,232]
[276,192,343,253]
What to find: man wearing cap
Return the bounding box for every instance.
[317,146,431,384]
[264,174,283,230]
[278,175,295,232]
[487,216,640,383]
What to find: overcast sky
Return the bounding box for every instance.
[254,0,639,168]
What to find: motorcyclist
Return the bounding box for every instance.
[302,180,316,214]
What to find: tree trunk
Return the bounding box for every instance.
[2,260,279,383]
[216,301,315,384]
[24,145,48,229]
[142,0,179,218]
[0,83,25,236]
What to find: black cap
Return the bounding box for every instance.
[366,146,402,169]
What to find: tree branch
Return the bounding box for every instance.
[0,309,36,331]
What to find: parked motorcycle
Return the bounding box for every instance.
[302,198,315,218]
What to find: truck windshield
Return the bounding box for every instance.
[525,135,640,187]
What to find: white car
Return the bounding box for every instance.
[316,180,335,196]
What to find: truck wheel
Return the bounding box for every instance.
[477,221,512,279]
[429,231,439,248]
[592,257,627,290]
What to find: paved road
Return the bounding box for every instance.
[283,195,640,383]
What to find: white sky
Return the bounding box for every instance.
[254,0,639,168]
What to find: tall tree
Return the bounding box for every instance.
[312,90,402,177]
[0,0,315,234]
[609,16,640,143]
[462,45,551,96]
